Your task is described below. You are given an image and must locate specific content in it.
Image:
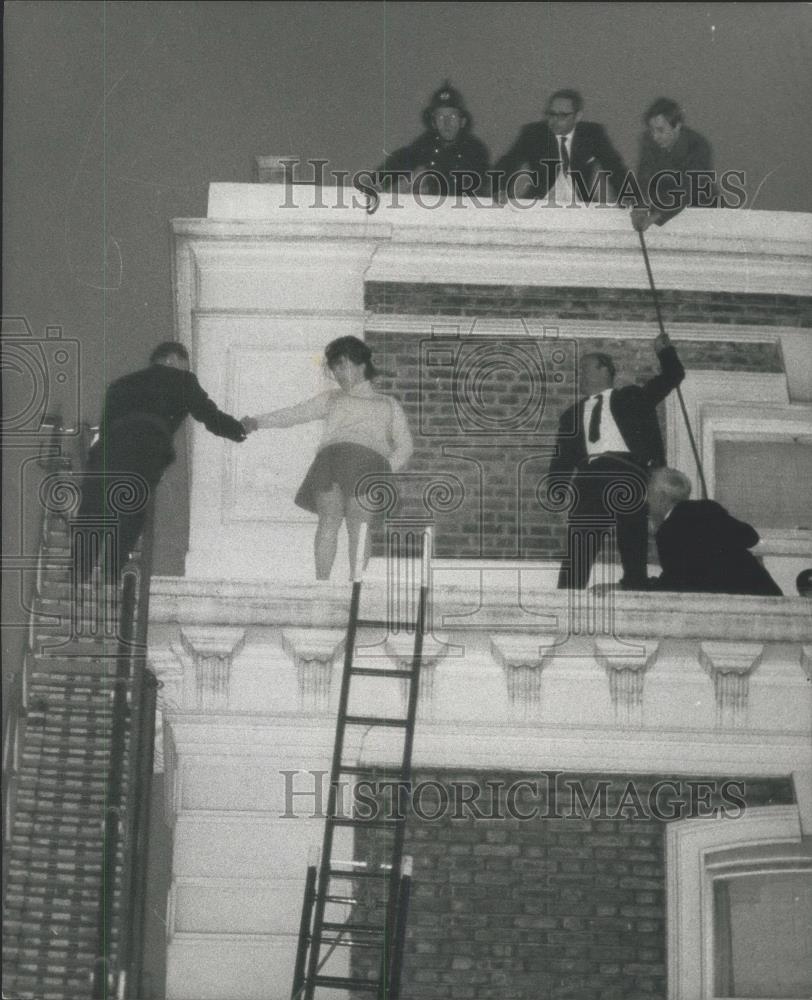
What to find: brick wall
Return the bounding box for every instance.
[366,322,785,560]
[366,282,812,330]
[353,770,794,1000]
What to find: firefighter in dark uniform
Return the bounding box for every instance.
[376,81,490,196]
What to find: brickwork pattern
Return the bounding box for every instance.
[352,770,794,1000]
[366,328,784,560]
[366,282,812,332]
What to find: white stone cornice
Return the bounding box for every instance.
[175,626,247,712]
[594,638,661,728]
[150,576,812,644]
[280,628,344,713]
[489,634,559,720]
[199,186,812,296]
[700,641,765,729]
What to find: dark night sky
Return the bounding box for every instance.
[4,1,810,391]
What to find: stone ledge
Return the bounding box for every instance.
[150,574,812,643]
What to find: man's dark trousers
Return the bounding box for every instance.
[556,453,649,590]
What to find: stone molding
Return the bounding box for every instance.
[198,187,812,297]
[666,805,804,999]
[150,575,812,643]
[280,628,344,713]
[699,641,764,729]
[594,638,661,728]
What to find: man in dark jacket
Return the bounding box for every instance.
[647,467,782,596]
[494,88,627,203]
[75,341,246,580]
[377,81,490,197]
[632,97,717,230]
[549,333,685,590]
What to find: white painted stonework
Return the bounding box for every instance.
[172,187,812,583]
[149,574,812,1000]
[161,189,812,999]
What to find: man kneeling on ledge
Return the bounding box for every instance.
[647,467,782,596]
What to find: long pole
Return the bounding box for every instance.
[636,229,709,499]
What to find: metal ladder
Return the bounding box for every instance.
[291,526,432,999]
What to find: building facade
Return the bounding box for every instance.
[148,185,812,1000]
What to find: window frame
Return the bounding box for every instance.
[666,804,809,999]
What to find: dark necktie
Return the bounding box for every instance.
[588,394,602,443]
[559,136,570,175]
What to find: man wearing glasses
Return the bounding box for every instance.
[494,88,627,204]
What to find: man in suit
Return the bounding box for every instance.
[549,333,685,590]
[632,97,717,231]
[647,467,782,596]
[376,81,490,197]
[494,88,627,204]
[75,341,247,580]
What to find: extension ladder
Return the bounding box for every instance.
[291,526,431,999]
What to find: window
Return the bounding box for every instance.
[667,805,812,999]
[711,862,812,997]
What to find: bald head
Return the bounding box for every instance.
[648,467,691,526]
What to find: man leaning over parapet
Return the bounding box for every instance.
[494,88,627,204]
[631,97,717,231]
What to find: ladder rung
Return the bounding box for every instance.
[321,921,382,934]
[319,936,382,950]
[337,764,401,776]
[330,816,402,829]
[329,869,391,880]
[349,667,413,678]
[344,715,409,728]
[313,975,379,992]
[356,618,418,630]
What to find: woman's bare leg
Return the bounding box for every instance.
[314,486,345,580]
[345,495,372,581]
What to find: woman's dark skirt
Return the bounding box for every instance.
[294,443,392,513]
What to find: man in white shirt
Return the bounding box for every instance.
[494,88,628,204]
[548,333,685,589]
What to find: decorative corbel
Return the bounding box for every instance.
[594,638,661,728]
[489,634,559,719]
[699,641,764,729]
[801,645,812,682]
[146,647,184,772]
[281,629,344,713]
[176,626,247,711]
[385,633,449,720]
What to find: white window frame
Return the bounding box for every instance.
[666,804,810,999]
